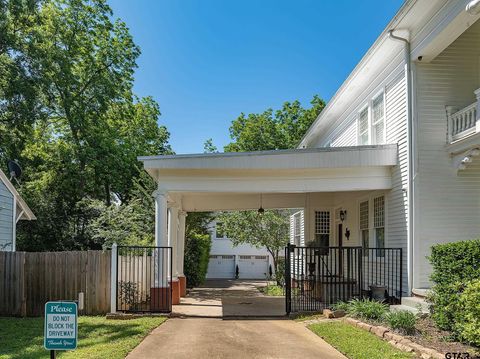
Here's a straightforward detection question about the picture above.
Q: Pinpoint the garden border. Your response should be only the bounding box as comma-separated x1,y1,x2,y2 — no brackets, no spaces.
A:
342,317,444,359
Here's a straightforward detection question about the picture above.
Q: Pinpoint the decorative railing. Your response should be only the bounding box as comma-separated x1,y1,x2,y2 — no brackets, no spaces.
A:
448,102,477,143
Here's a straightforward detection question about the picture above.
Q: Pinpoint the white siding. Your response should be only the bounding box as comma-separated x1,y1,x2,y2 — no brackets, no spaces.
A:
331,122,357,147
385,73,409,295
0,180,14,251
415,19,480,287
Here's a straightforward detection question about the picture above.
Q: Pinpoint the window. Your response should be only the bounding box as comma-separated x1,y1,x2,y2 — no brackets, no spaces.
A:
359,201,369,256
373,196,385,257
315,211,330,250
215,222,225,239
372,93,385,144
358,107,369,145
293,212,301,246
357,91,386,145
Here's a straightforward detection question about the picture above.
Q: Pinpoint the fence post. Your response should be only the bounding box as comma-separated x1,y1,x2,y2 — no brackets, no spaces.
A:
110,243,117,313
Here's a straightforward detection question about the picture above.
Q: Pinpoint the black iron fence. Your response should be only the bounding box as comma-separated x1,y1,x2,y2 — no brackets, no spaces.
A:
285,245,402,313
117,246,172,313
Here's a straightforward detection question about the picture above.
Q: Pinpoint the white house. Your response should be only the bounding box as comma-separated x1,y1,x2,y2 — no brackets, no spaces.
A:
136,0,480,310
0,169,36,251
206,220,273,280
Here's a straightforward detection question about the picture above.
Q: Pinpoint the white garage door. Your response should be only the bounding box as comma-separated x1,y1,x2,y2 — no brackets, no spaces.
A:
207,255,235,279
238,255,269,279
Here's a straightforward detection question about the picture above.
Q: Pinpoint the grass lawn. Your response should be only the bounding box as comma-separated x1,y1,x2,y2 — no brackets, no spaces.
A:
258,284,284,296
308,321,414,359
0,316,166,359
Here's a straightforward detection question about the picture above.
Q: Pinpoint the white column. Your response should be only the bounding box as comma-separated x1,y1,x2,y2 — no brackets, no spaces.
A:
110,243,118,313
177,211,187,277
153,190,168,287
168,205,179,280
475,88,480,133
154,190,168,247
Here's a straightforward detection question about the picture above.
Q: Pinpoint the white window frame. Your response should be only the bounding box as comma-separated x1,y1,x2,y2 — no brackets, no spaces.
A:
313,209,331,247
356,89,386,146
357,105,370,145
357,193,387,256
371,91,386,144
293,212,302,247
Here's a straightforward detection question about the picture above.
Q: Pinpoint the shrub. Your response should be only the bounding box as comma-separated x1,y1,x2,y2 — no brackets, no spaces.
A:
384,310,417,335
275,257,285,286
184,233,211,288
346,298,388,321
455,279,480,347
428,239,480,331
331,301,350,312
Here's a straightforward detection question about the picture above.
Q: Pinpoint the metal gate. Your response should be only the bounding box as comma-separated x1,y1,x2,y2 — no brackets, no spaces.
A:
285,245,402,314
117,246,172,313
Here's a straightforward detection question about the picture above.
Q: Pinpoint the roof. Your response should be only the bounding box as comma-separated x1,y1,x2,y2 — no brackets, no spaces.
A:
299,0,480,147
0,169,36,221
139,144,398,171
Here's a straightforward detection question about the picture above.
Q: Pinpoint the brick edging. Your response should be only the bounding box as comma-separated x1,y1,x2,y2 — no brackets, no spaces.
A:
343,317,444,359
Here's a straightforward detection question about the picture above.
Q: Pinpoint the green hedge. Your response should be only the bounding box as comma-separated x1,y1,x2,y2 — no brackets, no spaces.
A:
428,239,480,338
184,233,211,288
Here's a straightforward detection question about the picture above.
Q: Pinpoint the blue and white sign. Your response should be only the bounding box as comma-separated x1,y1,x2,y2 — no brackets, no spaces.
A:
44,301,78,350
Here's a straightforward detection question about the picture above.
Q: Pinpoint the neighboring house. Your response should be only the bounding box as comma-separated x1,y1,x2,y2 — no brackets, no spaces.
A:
206,220,274,279
0,169,36,251
139,0,480,303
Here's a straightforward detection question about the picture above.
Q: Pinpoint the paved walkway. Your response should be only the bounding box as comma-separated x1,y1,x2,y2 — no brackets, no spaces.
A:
172,279,285,317
127,318,347,359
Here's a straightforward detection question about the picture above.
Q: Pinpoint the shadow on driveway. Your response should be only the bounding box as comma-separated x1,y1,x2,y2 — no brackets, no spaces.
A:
172,279,286,318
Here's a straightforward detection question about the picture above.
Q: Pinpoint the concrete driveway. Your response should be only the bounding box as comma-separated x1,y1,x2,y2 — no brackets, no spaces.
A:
127,318,346,359
172,279,285,317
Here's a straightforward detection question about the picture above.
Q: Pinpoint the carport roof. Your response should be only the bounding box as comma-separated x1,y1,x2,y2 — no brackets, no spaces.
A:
139,144,397,173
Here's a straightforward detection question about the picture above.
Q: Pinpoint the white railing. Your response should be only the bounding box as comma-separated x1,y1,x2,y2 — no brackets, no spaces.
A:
448,102,478,143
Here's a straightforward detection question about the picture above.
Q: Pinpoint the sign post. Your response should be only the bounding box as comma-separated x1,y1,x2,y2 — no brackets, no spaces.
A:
44,301,78,357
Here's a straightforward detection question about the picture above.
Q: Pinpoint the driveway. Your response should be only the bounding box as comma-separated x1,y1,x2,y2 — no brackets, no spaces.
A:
172,279,285,317
127,318,346,359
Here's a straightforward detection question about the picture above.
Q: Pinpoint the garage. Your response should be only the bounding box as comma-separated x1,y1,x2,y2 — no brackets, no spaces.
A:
206,255,235,279
238,255,269,279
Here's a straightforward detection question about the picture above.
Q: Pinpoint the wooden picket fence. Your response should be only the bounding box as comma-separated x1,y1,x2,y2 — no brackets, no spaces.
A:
0,250,111,317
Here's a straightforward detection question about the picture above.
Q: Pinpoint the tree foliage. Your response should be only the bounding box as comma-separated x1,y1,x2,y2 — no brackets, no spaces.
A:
224,95,325,152
217,210,290,273
1,0,171,250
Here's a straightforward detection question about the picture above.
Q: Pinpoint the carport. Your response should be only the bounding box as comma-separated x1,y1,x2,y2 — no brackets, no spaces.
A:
109,145,397,315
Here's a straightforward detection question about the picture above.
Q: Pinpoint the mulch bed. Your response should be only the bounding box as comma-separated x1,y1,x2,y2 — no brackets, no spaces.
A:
406,317,478,357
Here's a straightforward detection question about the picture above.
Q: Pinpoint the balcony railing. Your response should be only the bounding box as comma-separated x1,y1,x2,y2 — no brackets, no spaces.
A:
448,102,477,143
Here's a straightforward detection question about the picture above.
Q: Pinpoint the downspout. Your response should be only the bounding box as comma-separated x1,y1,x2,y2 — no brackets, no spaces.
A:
388,29,414,295
466,0,480,15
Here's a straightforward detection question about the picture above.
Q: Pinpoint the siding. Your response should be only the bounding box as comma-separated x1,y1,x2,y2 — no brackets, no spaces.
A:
309,71,409,294
415,19,480,287
0,180,14,251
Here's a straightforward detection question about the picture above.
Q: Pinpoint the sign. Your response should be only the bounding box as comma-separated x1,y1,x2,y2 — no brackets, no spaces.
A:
44,301,78,351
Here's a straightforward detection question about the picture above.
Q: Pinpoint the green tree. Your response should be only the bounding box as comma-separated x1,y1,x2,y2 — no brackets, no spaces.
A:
217,210,290,276
217,95,325,277
6,0,171,250
224,95,325,152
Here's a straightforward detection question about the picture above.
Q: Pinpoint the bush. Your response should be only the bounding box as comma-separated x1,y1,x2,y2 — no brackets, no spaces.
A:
455,279,480,346
428,239,480,331
346,299,388,321
384,311,417,335
184,233,211,288
275,257,285,286
331,301,350,312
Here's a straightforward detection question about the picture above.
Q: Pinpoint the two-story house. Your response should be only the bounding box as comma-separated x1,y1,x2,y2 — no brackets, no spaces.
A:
138,0,480,312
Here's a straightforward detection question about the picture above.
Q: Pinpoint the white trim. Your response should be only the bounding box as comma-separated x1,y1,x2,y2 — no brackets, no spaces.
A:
12,198,16,251
0,169,35,221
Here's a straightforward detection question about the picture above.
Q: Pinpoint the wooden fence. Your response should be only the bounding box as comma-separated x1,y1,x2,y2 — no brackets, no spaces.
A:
0,250,111,316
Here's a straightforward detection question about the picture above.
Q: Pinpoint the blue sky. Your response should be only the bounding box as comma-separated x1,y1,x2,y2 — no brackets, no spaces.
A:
108,0,404,154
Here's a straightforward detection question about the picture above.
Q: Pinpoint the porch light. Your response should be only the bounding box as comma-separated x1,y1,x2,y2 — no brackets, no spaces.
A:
340,210,347,222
